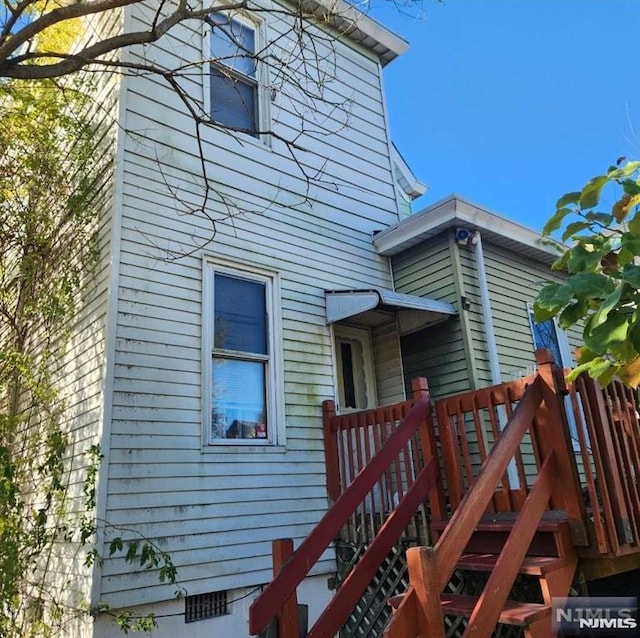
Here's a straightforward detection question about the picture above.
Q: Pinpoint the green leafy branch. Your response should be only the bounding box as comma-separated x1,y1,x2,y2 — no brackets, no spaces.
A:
534,159,640,386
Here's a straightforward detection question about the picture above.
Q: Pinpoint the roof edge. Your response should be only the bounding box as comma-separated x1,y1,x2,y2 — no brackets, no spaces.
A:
298,0,408,65
373,194,558,261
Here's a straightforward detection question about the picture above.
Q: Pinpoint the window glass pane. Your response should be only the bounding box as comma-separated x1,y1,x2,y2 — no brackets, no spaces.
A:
214,273,266,354
531,316,562,366
211,358,267,440
210,15,256,77
210,69,257,134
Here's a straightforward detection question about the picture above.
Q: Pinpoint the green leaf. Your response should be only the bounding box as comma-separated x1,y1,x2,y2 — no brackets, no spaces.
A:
125,541,138,563
587,357,613,381
558,300,587,329
556,191,581,208
561,221,591,242
619,247,635,267
542,207,572,236
567,273,615,300
566,361,596,382
622,264,640,289
593,362,617,386
585,312,629,353
109,537,123,556
576,346,599,365
628,211,640,235
567,244,604,274
551,250,570,272
628,320,640,354
589,284,623,329
580,175,609,210
585,211,614,226
608,161,640,180
623,178,640,197
533,283,573,321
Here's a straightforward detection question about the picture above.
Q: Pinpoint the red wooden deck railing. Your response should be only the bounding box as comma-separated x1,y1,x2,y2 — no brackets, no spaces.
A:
323,378,444,543
563,373,640,555
433,352,640,557
385,350,585,637
249,379,439,638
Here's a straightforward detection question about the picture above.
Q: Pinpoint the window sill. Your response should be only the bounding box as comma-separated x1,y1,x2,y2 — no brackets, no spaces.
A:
204,119,272,151
202,444,286,455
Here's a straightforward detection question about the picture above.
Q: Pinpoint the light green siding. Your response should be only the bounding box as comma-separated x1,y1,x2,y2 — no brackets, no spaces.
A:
392,234,470,399
482,242,579,380
390,233,578,400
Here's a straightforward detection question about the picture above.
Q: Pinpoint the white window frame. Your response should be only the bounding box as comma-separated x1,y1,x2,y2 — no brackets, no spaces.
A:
203,9,270,141
202,259,283,447
333,324,377,413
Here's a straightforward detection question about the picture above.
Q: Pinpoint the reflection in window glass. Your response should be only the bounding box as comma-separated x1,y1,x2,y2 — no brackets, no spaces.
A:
209,14,258,135
214,274,266,354
530,315,563,366
210,271,270,442
211,359,266,439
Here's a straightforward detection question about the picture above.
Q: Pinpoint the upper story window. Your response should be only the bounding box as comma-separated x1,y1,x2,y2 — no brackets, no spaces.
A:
209,12,260,136
205,262,281,444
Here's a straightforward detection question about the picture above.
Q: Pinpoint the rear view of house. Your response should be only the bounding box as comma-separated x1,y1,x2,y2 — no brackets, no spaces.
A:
17,0,640,634
58,2,458,636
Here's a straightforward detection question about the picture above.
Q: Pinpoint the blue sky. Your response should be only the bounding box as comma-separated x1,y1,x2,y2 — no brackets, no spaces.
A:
371,0,640,231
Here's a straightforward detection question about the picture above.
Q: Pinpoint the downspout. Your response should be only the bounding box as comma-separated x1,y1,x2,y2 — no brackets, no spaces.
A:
472,232,501,385
471,231,519,486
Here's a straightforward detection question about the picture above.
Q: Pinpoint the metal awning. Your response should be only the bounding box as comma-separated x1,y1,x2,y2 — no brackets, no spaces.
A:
326,288,456,335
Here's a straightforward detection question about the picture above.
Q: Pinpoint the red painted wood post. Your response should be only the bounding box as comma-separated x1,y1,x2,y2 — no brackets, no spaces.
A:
534,349,588,545
406,546,445,638
272,539,299,638
322,400,341,504
411,377,445,520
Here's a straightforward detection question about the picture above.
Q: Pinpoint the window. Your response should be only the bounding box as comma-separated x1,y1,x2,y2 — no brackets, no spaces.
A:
209,12,260,136
528,306,582,445
334,325,377,412
528,309,572,369
205,263,279,444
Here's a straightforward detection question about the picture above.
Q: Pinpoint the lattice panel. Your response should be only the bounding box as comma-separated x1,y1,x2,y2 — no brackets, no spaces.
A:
337,540,413,638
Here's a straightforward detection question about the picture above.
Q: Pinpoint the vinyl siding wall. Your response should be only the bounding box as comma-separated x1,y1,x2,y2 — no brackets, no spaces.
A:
392,234,471,399
37,9,123,633
99,3,400,608
482,242,581,378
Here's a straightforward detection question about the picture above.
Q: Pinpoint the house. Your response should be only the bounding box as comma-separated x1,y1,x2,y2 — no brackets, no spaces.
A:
248,193,640,636
39,2,460,637
29,0,638,635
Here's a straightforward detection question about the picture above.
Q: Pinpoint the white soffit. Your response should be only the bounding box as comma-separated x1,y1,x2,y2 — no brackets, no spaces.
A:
298,0,408,65
373,195,559,263
326,289,456,325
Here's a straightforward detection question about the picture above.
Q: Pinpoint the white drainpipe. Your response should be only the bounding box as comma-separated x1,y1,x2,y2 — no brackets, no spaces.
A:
471,231,519,487
472,232,501,385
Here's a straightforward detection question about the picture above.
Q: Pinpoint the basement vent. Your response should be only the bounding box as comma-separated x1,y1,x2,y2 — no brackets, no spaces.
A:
185,590,229,623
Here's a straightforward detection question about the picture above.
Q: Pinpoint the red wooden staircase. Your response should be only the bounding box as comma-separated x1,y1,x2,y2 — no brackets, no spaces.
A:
250,349,640,637
388,514,578,637
383,351,584,638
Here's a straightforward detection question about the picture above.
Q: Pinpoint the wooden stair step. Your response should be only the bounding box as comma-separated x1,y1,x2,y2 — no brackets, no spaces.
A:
441,594,550,627
431,511,569,534
456,552,570,575
430,513,573,557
